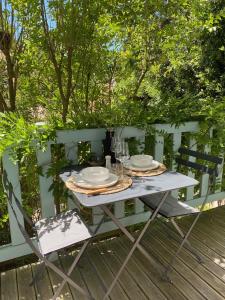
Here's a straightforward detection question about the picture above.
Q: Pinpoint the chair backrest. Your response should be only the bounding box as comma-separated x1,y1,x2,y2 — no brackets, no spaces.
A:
2,169,46,259
176,147,223,177
2,170,34,228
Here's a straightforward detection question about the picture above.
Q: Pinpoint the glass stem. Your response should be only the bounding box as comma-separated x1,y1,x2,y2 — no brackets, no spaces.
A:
121,161,124,180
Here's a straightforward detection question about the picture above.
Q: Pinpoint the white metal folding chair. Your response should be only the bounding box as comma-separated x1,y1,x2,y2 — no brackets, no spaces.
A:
139,147,223,281
2,169,94,300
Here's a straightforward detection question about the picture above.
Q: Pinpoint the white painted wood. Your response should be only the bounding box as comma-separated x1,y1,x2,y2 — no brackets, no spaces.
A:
116,127,145,139
56,128,106,144
215,152,224,193
200,130,212,197
1,123,225,263
114,201,125,219
91,211,151,234
172,133,182,171
154,134,164,163
90,141,105,222
65,142,78,209
0,239,37,262
134,198,145,214
92,207,104,225
185,191,225,207
186,138,197,201
36,143,55,218
153,122,199,134
171,133,182,199
2,151,25,245
90,140,103,159
64,142,78,163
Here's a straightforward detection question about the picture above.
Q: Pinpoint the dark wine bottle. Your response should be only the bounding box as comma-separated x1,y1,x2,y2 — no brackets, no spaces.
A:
103,129,116,163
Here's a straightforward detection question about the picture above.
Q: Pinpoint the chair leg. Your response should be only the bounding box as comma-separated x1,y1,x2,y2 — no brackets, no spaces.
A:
52,204,112,300
42,254,93,299
163,212,202,281
170,218,204,264
30,252,57,286
29,260,46,286
52,240,92,300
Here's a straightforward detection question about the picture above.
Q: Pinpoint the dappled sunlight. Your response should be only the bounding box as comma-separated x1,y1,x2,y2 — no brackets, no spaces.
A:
214,257,225,269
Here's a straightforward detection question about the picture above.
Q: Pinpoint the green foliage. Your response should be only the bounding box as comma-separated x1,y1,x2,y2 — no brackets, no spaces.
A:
0,0,225,241
0,112,55,161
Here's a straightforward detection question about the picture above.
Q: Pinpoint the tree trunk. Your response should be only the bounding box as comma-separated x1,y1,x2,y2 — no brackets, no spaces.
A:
4,50,16,111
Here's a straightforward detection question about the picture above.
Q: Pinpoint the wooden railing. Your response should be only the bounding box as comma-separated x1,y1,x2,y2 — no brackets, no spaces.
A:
1,121,224,262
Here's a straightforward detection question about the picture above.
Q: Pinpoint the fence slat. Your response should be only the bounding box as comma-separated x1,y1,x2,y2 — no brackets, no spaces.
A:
200,130,212,197
154,134,164,163
114,202,125,219
1,123,224,264
36,143,55,218
90,141,105,223
64,142,78,209
91,140,103,159
186,138,197,201
171,133,182,198
134,198,145,214
2,151,25,245
215,152,224,193
65,142,78,163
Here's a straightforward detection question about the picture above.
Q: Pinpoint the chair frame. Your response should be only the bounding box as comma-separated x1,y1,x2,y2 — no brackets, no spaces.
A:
140,147,223,282
2,170,95,300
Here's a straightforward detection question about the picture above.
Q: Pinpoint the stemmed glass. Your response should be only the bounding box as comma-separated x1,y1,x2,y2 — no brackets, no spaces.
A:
112,138,130,179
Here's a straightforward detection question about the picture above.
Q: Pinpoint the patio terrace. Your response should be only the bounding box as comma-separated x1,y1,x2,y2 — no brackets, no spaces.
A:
1,205,225,300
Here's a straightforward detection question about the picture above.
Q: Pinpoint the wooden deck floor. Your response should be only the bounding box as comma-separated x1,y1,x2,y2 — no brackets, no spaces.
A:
1,205,225,300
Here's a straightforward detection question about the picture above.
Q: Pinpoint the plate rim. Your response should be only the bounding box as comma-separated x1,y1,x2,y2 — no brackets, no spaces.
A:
72,173,119,189
124,160,160,171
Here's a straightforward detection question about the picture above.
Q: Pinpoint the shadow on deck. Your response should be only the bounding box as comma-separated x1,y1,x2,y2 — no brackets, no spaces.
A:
1,206,225,300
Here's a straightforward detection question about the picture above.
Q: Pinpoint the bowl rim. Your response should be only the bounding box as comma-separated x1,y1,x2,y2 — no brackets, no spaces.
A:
81,166,109,174
80,167,110,181
130,154,153,167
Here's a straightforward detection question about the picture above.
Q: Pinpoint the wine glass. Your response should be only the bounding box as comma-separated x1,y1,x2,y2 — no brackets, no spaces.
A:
114,140,130,179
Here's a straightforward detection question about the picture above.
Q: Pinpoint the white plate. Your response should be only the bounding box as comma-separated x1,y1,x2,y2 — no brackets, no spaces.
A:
72,173,118,189
124,160,160,171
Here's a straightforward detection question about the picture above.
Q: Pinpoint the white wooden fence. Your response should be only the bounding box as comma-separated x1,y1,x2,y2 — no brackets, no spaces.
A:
1,121,224,262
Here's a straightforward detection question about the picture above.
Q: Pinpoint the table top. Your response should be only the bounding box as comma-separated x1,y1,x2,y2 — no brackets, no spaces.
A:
59,166,199,208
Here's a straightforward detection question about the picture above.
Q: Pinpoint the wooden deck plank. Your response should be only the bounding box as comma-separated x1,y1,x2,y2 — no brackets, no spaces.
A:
151,224,225,297
78,254,107,299
60,254,91,300
162,222,225,282
179,217,225,256
96,240,149,300
17,264,36,300
2,206,225,300
31,262,53,300
117,238,190,300
47,258,74,299
1,268,18,300
173,222,225,268
86,246,130,300
183,216,225,245
143,229,225,300
106,238,168,300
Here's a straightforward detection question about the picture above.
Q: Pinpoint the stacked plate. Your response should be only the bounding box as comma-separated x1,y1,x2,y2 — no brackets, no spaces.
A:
124,154,159,171
74,167,118,189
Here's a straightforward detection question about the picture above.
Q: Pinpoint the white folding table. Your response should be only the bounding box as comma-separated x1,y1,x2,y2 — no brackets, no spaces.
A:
60,168,198,299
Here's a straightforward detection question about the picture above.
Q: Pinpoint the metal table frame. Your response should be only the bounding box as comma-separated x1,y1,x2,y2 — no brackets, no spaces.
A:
60,169,198,299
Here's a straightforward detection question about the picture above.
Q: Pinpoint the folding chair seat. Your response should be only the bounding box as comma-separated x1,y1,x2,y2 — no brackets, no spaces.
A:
35,209,92,255
140,193,199,218
2,170,94,300
139,147,223,281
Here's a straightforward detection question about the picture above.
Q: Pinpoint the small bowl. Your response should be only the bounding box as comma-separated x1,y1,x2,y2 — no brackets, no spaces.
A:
80,167,110,183
130,155,153,168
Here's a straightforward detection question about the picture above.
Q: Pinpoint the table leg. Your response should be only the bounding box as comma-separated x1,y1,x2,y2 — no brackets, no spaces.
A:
101,191,170,299
52,204,113,299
